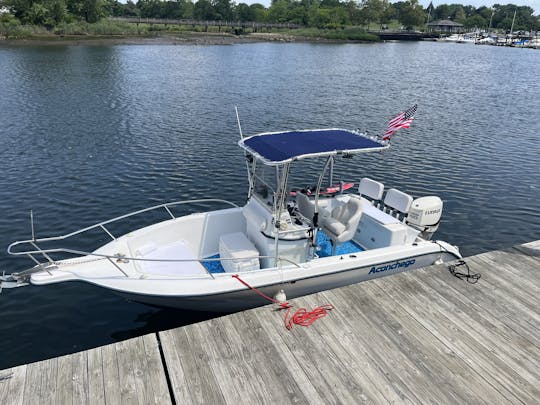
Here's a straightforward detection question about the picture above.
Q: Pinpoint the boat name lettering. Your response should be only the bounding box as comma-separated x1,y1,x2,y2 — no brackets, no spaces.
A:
368,259,416,274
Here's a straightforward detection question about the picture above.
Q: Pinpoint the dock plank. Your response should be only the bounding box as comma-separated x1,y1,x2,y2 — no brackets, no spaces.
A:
87,347,105,405
474,254,540,310
141,334,171,404
0,365,26,405
300,292,406,403
194,316,268,403
426,259,540,345
358,281,511,404
225,310,313,403
54,353,73,404
326,285,459,403
417,263,540,367
21,361,41,403
378,271,539,403
72,350,89,405
274,297,389,404
130,333,156,404
159,326,206,404
116,339,140,404
250,310,326,404
174,321,228,404
250,311,338,404
39,355,58,405
102,339,122,405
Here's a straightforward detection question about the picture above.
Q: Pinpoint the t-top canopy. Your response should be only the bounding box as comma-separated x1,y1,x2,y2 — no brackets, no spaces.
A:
238,129,388,165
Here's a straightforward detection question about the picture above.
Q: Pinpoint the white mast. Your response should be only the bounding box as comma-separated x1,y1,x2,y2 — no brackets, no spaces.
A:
510,9,517,36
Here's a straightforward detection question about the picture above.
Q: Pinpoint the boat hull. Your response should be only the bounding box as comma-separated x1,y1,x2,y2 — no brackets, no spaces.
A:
114,250,458,312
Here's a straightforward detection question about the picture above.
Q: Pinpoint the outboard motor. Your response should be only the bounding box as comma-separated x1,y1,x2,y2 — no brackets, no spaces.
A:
406,196,443,240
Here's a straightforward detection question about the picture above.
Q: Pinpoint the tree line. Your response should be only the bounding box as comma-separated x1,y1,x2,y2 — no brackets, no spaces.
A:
1,0,538,31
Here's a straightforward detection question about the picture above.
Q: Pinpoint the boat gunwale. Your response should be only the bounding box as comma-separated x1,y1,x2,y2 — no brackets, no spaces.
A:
66,248,460,301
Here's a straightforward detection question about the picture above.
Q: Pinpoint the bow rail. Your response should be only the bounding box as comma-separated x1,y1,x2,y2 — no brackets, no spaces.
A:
7,199,239,266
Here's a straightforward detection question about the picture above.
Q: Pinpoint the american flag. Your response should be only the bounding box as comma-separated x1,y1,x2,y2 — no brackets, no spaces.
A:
383,104,417,141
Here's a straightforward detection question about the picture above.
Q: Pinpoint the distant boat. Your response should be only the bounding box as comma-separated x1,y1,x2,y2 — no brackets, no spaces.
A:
475,36,496,45
439,34,475,44
528,38,540,49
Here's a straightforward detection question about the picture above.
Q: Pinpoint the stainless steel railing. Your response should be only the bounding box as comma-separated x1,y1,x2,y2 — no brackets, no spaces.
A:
7,199,239,267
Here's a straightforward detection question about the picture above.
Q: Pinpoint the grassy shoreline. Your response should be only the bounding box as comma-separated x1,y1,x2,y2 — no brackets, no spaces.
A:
0,25,381,46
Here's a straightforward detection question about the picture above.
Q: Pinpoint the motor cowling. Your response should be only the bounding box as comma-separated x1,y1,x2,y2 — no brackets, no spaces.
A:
406,196,443,240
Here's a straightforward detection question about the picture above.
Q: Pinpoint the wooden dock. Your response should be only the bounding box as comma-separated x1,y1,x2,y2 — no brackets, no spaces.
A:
1,240,539,404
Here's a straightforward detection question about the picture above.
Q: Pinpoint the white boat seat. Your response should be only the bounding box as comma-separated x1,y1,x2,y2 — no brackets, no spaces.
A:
320,198,363,249
358,177,384,203
383,189,413,216
296,192,315,223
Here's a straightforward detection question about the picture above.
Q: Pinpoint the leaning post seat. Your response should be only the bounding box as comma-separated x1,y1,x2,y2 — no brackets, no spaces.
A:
383,189,413,220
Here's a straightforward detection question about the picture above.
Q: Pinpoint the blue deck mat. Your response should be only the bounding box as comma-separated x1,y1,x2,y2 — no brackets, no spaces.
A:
316,231,364,257
201,254,225,274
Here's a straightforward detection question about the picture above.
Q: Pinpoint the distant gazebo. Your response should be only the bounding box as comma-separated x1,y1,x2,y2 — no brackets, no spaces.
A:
427,19,464,33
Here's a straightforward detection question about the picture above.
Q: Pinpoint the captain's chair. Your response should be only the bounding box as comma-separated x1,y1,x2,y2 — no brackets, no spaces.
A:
320,198,363,254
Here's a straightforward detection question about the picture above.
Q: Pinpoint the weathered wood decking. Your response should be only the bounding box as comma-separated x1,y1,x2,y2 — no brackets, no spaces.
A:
1,240,539,404
0,334,171,404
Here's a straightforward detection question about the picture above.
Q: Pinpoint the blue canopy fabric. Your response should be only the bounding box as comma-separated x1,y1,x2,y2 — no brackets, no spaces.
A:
239,129,387,165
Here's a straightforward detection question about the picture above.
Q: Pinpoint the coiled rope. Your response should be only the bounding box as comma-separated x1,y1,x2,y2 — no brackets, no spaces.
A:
448,260,481,284
231,274,334,330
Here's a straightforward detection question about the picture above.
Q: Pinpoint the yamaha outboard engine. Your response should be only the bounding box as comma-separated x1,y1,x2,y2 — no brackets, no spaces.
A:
406,196,443,240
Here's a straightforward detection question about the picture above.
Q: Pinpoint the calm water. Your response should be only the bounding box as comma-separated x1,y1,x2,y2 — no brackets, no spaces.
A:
0,42,539,369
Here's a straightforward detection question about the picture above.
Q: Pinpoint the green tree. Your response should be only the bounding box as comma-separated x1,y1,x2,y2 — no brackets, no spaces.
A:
287,4,308,25
434,4,450,20
464,14,486,29
359,0,384,29
193,0,215,20
235,2,252,21
212,0,232,20
2,0,33,21
398,0,424,29
476,6,493,20
249,3,267,22
136,0,162,17
380,2,395,25
267,0,288,23
452,5,465,23
307,5,331,27
0,12,23,38
82,0,106,22
26,2,51,25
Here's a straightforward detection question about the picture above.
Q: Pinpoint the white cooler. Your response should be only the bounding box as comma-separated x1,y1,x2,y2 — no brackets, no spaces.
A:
219,232,260,273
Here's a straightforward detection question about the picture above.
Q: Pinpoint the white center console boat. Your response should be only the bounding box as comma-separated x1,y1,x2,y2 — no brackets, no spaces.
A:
3,128,460,312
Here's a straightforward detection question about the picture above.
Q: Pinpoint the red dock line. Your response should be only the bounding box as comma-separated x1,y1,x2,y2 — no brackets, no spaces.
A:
232,274,334,330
